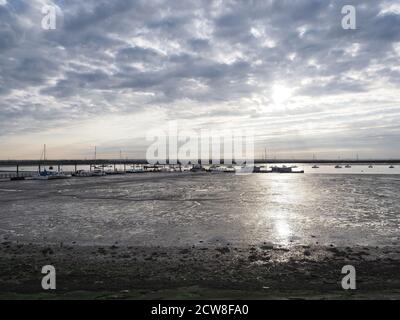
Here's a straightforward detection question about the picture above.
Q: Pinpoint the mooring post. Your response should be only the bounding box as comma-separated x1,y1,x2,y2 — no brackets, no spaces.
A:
58,164,61,172
74,163,77,173
16,164,19,177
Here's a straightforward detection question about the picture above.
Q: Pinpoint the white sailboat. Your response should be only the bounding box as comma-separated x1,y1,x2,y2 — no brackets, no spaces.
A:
311,154,319,168
126,165,145,173
32,145,71,180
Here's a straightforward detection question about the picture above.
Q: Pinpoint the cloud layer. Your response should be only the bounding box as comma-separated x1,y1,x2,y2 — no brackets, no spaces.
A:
1,0,400,159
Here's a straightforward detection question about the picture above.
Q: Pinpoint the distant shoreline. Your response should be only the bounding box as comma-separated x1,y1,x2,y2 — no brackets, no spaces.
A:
1,159,400,167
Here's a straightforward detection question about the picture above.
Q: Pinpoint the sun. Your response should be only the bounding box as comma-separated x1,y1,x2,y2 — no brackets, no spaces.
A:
271,84,292,105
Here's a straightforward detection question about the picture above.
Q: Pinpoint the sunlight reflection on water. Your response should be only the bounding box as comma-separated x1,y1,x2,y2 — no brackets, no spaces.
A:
0,172,399,247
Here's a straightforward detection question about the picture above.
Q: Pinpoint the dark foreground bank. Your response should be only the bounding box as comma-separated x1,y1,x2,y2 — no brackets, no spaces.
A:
0,242,399,299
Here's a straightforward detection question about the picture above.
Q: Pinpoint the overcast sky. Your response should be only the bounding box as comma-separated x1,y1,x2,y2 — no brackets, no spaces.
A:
1,0,400,159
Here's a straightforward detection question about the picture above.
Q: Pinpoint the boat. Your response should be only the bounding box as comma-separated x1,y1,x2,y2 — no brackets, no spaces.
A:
190,164,204,172
368,165,373,168
209,166,235,173
335,165,342,169
92,169,106,176
253,166,271,173
73,169,106,177
105,170,126,175
33,169,71,180
73,170,93,177
10,176,25,181
311,165,319,169
127,165,145,173
271,166,304,173
389,165,395,169
32,145,71,180
159,166,179,172
345,164,352,168
232,165,259,174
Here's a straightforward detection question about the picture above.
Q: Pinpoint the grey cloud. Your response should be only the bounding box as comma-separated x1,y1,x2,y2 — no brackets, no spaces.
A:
116,46,163,64
1,0,400,156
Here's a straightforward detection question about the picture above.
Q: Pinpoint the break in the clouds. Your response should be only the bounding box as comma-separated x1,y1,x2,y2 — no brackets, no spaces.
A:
0,0,400,159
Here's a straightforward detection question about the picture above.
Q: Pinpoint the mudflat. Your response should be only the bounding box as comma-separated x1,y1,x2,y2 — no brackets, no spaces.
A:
1,242,399,299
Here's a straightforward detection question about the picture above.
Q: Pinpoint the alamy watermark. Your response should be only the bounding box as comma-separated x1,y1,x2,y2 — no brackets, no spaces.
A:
342,5,357,30
341,265,356,290
41,4,57,30
41,265,56,290
146,122,255,175
39,4,357,31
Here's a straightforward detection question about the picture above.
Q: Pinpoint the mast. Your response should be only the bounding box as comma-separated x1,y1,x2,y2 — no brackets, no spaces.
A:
43,144,47,172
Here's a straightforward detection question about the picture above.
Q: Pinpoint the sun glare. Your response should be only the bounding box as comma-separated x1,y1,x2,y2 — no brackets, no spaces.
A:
271,84,292,105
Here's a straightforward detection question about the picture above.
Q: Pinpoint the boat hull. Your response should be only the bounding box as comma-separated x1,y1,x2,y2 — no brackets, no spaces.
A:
32,174,71,180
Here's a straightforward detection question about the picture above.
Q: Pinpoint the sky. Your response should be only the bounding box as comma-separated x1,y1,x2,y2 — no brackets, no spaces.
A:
0,0,400,160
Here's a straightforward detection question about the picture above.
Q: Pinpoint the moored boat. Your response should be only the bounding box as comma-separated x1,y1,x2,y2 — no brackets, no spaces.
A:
32,145,71,180
73,169,105,177
209,166,235,173
126,166,145,173
271,166,304,173
33,170,71,180
92,169,106,176
73,170,92,177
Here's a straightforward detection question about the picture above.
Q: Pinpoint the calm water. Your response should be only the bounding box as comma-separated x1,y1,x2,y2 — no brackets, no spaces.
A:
0,172,399,247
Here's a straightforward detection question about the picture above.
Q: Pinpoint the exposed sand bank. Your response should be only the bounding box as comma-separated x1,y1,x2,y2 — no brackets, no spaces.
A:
1,242,399,299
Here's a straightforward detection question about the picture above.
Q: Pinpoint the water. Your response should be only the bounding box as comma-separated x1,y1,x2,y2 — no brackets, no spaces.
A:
0,172,399,247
